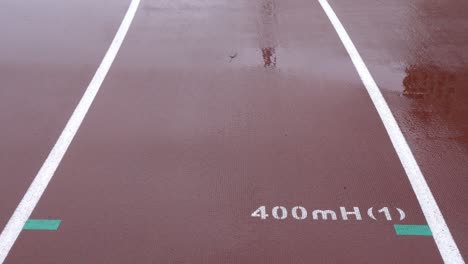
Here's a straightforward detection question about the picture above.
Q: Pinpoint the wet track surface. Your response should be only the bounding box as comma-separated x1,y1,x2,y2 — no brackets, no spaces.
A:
331,0,468,258
1,0,467,263
0,0,129,230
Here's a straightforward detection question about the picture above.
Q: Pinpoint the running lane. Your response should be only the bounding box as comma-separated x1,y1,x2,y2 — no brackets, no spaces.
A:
0,0,130,229
329,0,468,260
4,0,448,263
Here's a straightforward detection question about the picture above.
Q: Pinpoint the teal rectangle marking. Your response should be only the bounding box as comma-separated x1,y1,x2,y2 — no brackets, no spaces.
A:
23,219,62,231
394,224,432,236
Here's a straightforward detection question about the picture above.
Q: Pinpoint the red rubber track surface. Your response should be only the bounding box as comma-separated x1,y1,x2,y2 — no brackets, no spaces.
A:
1,0,467,263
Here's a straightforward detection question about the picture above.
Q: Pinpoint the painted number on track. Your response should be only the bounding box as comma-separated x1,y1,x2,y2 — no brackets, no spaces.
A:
251,206,407,222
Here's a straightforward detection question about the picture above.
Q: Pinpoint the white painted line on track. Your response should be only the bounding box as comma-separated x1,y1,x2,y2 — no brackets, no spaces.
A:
0,0,141,262
318,0,464,263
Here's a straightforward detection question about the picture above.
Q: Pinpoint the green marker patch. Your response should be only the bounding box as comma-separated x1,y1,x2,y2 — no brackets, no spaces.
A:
23,219,62,231
394,224,432,236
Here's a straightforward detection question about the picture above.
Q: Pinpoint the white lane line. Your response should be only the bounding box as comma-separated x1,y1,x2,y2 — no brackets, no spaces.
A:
0,0,141,262
318,0,464,263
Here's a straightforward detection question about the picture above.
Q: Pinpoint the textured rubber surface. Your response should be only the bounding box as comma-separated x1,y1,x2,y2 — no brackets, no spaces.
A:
1,0,467,263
